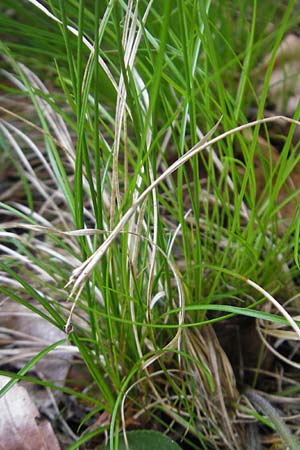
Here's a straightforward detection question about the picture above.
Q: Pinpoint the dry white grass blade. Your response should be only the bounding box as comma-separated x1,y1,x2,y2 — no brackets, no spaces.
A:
109,0,137,226
167,210,192,258
34,243,78,268
0,244,53,282
0,121,70,230
26,0,117,93
0,274,22,289
0,106,73,160
110,1,153,228
261,328,300,341
245,278,300,339
98,0,158,342
67,115,300,298
1,67,77,182
126,1,154,70
1,69,25,92
120,369,182,449
122,0,134,47
2,64,104,227
18,64,73,154
0,124,50,198
1,121,57,182
10,203,55,228
17,224,105,237
149,291,166,310
257,324,300,370
15,64,77,181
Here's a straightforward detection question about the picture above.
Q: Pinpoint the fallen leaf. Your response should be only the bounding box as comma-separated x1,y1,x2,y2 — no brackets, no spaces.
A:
0,301,71,385
0,376,61,450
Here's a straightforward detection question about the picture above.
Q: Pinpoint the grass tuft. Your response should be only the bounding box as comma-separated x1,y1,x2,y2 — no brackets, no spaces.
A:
1,1,300,448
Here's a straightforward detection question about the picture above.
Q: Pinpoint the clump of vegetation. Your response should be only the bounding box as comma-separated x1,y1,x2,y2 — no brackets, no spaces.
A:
1,1,300,449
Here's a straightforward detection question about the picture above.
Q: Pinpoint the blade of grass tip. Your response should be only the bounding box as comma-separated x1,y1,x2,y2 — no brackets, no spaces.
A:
0,106,66,149
67,115,300,299
0,339,66,398
58,0,76,93
234,0,256,121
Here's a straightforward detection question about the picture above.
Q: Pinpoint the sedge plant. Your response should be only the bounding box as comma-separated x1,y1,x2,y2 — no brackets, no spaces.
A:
1,1,300,449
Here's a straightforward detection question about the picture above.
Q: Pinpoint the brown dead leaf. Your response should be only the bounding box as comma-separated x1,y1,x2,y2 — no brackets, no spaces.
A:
0,376,61,450
0,301,71,385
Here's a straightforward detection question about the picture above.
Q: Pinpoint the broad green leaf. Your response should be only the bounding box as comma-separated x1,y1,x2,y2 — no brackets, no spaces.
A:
104,430,182,450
